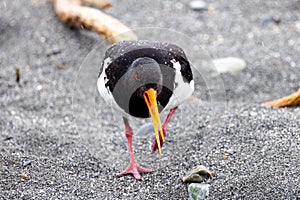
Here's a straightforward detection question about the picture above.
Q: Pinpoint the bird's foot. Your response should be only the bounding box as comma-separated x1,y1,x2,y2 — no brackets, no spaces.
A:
117,162,153,179
151,127,166,153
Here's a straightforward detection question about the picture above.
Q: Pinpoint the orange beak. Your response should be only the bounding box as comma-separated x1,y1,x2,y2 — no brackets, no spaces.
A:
143,88,164,155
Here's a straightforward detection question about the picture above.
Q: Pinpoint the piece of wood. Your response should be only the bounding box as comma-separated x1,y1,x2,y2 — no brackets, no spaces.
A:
53,0,137,44
263,88,300,108
15,67,20,83
81,0,112,9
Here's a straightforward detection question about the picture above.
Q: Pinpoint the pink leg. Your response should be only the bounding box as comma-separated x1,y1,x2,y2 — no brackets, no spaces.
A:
117,118,153,179
151,106,178,153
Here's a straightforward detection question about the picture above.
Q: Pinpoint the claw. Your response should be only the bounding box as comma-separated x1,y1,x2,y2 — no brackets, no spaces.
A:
117,163,153,179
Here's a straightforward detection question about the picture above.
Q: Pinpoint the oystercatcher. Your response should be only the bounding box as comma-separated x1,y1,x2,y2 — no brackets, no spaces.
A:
97,40,194,179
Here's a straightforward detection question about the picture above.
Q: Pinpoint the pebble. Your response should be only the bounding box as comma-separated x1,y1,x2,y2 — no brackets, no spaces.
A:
23,160,33,167
223,153,229,159
228,123,235,128
295,21,300,32
37,85,43,91
188,183,209,200
226,148,234,154
189,0,207,11
20,173,28,179
3,137,13,141
212,57,246,73
223,148,236,158
260,15,281,25
250,111,258,116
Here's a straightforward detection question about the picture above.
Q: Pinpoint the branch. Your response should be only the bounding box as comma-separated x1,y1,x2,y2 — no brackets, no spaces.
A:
263,88,300,108
53,0,137,44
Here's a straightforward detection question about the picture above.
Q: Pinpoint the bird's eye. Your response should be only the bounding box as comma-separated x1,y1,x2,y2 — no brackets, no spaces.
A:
135,74,141,81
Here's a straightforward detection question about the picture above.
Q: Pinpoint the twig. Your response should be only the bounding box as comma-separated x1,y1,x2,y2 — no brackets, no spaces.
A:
15,67,20,83
263,88,300,108
46,49,62,57
53,0,137,44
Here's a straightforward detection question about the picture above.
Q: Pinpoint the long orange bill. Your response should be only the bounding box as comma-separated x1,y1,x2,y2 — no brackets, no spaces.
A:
143,88,164,155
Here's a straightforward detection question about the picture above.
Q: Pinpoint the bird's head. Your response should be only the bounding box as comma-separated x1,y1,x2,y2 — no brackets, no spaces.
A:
125,57,163,96
124,57,165,155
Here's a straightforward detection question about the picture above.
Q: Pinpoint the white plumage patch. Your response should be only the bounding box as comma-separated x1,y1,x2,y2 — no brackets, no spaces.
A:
97,57,112,103
97,57,130,117
164,60,194,111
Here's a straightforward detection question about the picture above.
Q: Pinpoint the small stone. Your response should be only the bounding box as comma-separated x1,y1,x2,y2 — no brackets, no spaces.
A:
184,173,205,183
37,85,43,91
223,153,229,159
226,148,234,155
40,37,46,43
206,124,212,129
260,15,281,25
23,160,33,167
250,111,257,116
20,173,28,179
188,183,209,200
3,136,13,141
189,0,207,11
228,123,235,128
212,57,246,73
295,21,300,32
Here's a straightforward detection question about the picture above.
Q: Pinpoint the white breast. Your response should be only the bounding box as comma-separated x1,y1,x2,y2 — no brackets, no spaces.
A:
97,57,113,103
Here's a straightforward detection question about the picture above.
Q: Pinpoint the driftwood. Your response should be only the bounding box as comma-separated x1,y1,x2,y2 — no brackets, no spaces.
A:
263,88,300,108
81,0,112,9
53,0,137,44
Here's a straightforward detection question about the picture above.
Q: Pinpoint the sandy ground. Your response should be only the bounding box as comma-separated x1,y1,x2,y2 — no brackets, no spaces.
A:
0,0,300,199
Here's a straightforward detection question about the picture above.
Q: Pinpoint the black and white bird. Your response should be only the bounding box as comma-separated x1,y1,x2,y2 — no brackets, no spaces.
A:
97,40,194,179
